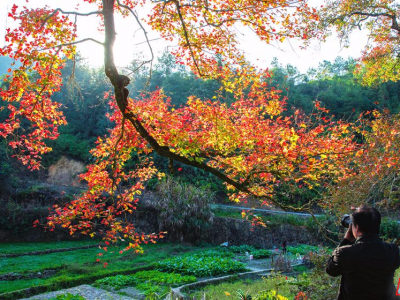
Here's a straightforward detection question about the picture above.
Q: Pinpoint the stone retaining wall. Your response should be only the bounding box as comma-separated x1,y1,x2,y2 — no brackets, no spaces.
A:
1,203,321,247
199,217,319,248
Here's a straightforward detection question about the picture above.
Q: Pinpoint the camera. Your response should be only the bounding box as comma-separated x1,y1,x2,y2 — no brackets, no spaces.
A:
341,214,352,228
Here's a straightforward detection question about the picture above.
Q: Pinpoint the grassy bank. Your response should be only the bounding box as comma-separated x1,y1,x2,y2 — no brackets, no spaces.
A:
0,240,101,255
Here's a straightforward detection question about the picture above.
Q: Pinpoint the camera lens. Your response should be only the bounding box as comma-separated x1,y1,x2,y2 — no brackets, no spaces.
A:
341,214,352,228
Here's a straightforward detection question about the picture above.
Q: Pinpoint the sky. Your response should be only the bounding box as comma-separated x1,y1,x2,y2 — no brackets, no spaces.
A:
0,0,369,74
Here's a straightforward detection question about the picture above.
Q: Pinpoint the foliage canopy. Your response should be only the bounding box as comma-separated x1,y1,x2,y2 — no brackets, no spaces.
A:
1,0,400,248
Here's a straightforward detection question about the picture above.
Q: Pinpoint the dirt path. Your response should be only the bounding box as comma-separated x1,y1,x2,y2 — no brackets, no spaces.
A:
245,257,272,271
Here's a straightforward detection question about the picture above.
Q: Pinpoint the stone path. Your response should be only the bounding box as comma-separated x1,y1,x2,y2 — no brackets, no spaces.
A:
20,285,139,300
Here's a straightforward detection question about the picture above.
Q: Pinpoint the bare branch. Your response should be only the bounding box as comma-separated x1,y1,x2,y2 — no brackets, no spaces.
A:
347,11,394,19
39,38,105,51
40,8,103,29
115,0,154,82
310,211,339,244
335,10,400,32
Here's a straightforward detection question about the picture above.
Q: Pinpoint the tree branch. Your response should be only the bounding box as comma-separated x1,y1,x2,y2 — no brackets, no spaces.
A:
100,0,334,214
123,111,252,194
339,11,400,32
115,0,154,83
173,0,206,78
39,38,105,51
40,8,103,29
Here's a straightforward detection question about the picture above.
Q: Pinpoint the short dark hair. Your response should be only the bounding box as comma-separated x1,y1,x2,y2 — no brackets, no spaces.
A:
351,206,381,234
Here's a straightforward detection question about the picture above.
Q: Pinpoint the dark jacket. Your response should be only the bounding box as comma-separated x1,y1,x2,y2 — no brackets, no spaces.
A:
326,233,400,300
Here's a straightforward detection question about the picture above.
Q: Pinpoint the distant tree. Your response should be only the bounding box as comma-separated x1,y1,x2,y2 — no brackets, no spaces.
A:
269,57,382,120
326,111,400,213
130,51,221,107
0,140,16,197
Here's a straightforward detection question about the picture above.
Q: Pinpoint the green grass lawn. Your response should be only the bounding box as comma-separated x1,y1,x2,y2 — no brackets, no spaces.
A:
0,240,101,255
1,247,107,274
0,241,205,295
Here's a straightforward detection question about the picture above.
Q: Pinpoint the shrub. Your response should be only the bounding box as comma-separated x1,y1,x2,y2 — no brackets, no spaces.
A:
131,270,196,285
95,275,137,289
153,177,214,242
196,249,234,258
251,249,272,259
300,247,340,300
225,245,271,259
305,214,339,245
45,134,93,165
48,293,85,300
157,252,248,277
228,245,257,254
236,289,252,300
135,282,164,297
286,244,320,256
380,217,399,240
0,141,17,197
252,290,289,300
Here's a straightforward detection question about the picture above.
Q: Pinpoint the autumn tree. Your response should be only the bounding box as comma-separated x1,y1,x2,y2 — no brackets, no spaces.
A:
0,0,358,249
320,0,400,85
316,1,400,214
325,111,400,215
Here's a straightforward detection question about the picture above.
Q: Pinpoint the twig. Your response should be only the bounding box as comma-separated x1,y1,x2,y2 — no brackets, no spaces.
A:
40,8,103,29
38,38,104,51
115,0,154,85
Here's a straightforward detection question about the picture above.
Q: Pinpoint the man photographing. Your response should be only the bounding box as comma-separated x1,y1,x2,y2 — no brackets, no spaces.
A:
326,206,400,300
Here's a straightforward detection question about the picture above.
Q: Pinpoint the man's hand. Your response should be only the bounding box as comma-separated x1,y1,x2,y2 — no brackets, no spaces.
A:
344,224,355,242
